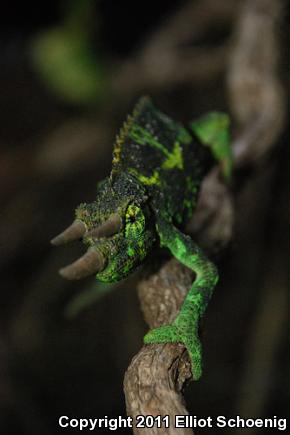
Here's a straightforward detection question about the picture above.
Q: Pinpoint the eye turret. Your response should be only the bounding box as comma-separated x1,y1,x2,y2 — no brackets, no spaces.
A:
125,205,145,239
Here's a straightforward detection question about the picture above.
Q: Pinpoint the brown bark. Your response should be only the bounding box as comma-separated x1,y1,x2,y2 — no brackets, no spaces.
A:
124,260,194,434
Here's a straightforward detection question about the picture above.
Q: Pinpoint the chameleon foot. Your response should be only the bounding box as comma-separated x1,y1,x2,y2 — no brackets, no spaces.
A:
144,323,202,380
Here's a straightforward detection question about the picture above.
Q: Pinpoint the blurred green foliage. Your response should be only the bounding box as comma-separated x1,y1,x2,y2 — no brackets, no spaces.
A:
30,0,107,105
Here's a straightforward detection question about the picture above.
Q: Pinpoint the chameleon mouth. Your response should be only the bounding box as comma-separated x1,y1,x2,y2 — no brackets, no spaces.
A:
51,213,122,280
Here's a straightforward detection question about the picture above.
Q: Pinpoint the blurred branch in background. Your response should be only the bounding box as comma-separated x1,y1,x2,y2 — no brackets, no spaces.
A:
31,0,239,105
228,0,285,166
111,0,237,95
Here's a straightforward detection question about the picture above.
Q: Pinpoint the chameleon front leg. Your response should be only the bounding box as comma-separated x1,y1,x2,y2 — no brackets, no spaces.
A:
144,219,218,380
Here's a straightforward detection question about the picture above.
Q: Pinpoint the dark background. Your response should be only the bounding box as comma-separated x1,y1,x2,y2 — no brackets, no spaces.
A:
0,1,289,434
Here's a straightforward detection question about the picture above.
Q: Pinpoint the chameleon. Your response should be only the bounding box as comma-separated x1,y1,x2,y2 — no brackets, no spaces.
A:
51,97,231,380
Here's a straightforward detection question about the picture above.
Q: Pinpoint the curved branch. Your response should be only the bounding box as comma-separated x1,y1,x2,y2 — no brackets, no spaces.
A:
227,0,285,166
124,260,194,435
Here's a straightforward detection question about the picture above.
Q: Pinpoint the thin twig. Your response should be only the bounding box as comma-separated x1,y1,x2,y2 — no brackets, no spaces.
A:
112,0,239,95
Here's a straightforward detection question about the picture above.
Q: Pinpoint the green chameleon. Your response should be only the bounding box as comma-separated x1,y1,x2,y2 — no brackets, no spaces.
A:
51,97,232,380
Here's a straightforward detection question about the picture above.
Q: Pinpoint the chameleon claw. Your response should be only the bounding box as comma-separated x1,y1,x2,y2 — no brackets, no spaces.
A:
144,323,202,380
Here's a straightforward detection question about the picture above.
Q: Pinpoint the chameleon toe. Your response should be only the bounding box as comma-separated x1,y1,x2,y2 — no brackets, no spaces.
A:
144,324,180,344
144,323,202,380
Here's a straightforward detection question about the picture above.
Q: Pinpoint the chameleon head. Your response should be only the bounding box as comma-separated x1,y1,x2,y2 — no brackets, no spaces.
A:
51,175,156,282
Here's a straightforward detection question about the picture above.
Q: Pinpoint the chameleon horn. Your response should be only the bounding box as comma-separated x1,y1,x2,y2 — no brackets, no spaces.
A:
59,247,106,280
87,213,122,239
51,220,86,246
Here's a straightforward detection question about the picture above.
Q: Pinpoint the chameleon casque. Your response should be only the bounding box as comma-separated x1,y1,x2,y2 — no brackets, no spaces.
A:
51,97,231,380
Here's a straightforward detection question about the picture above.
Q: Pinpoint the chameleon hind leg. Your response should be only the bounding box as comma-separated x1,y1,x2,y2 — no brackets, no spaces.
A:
144,219,218,380
190,111,232,181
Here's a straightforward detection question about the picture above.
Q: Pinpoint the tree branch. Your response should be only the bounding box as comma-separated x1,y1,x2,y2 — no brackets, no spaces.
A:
112,0,239,95
227,0,285,166
124,260,194,434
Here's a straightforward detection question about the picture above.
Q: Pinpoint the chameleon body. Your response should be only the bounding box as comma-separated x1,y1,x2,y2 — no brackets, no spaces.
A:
56,97,231,380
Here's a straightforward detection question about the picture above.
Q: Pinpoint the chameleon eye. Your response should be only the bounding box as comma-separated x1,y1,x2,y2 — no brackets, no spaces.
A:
125,205,145,238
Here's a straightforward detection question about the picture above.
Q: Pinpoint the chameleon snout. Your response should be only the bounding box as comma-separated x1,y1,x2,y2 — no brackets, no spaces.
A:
51,213,122,280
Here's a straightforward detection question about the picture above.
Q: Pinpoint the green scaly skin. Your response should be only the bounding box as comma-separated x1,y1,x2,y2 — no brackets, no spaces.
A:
71,97,232,379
